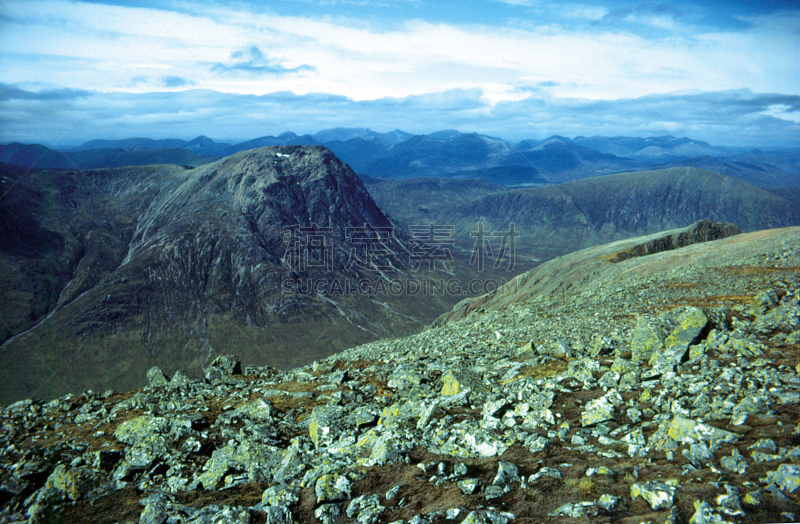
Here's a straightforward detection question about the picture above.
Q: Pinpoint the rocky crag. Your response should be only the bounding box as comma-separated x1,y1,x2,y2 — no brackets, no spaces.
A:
0,225,798,523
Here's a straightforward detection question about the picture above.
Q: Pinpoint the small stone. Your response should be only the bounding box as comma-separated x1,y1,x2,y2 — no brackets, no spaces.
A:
772,463,800,494
630,480,677,510
458,478,480,495
751,451,782,463
720,449,747,474
315,503,341,524
688,500,733,524
742,489,763,506
346,494,384,524
715,485,744,517
748,438,778,453
485,485,506,500
597,493,620,511
529,467,561,482
548,502,596,517
492,462,519,487
146,366,170,387
204,354,243,380
684,442,713,465
315,474,351,503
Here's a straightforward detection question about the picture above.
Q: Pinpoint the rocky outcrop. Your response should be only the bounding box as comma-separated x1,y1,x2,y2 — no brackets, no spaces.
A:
608,219,742,262
0,226,797,523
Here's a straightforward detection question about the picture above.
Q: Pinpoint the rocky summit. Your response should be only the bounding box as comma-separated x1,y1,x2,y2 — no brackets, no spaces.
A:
0,224,798,523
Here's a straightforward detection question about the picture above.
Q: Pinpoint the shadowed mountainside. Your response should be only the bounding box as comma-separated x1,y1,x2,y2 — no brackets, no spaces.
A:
0,146,459,405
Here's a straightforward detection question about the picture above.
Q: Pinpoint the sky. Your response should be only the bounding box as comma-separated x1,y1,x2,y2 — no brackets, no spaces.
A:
0,0,798,148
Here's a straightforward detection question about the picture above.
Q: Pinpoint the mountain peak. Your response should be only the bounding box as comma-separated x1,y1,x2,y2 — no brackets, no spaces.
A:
427,129,463,140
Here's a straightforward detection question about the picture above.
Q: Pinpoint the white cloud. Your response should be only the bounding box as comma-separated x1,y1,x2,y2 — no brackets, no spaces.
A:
762,104,800,124
2,0,798,104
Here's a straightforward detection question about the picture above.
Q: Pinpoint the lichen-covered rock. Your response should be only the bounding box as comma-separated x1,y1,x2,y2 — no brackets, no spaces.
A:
630,480,678,510
194,444,238,489
261,484,299,507
44,464,107,501
649,416,740,450
315,473,351,503
630,316,664,363
379,400,422,429
440,369,486,396
114,414,169,445
567,358,601,386
346,494,384,524
458,478,480,495
649,308,707,369
308,404,347,447
186,505,253,524
262,506,293,524
205,354,243,381
581,390,622,426
689,500,734,524
461,510,515,523
315,503,342,524
770,464,800,494
597,493,620,511
429,422,514,457
146,366,170,387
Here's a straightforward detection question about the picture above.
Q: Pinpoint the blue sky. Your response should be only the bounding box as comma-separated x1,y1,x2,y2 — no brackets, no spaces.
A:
1,0,798,147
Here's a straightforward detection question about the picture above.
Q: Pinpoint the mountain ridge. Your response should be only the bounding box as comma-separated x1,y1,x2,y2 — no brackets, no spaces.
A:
0,146,459,405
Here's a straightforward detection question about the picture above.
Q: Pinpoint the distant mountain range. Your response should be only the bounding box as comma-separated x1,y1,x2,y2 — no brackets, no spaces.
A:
1,128,797,189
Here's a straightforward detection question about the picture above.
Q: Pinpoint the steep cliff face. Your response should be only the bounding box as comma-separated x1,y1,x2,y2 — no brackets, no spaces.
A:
0,147,450,405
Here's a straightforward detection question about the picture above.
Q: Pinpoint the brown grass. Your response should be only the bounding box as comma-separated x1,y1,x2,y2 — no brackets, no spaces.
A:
500,360,568,385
